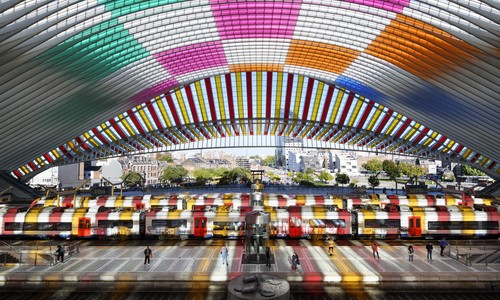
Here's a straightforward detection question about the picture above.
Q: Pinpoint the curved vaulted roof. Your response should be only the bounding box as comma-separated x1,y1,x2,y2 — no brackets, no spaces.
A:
0,0,499,180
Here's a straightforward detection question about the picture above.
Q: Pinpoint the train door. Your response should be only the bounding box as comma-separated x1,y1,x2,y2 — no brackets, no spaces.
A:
138,212,146,238
289,217,302,237
78,217,91,237
193,217,207,237
288,206,302,238
408,216,422,237
351,211,358,238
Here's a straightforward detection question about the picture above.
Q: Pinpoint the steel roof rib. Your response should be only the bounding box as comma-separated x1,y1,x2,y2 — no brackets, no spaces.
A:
0,0,498,180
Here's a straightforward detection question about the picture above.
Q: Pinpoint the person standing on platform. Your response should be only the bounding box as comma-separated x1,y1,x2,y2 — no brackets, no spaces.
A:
328,238,335,256
371,241,380,258
220,245,228,265
440,237,449,256
426,242,433,260
265,246,271,267
408,244,414,262
55,245,65,263
291,252,299,270
144,246,152,265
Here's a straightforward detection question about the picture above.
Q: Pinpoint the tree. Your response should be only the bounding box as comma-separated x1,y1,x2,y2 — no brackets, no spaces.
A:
267,171,281,183
157,153,174,163
213,167,229,177
292,172,314,186
305,168,314,175
335,173,350,186
318,171,333,183
121,171,143,188
368,175,380,193
383,160,401,180
461,164,486,176
362,159,383,173
217,167,251,185
400,163,427,179
192,168,213,186
262,155,276,167
162,165,188,185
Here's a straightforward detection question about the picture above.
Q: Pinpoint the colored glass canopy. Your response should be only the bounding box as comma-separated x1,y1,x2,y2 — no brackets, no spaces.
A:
0,0,498,180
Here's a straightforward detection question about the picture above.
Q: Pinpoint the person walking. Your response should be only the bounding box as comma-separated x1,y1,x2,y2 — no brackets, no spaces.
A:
328,238,335,256
426,242,433,260
439,238,449,256
265,246,271,267
408,244,414,262
220,245,228,265
144,246,152,265
55,245,65,263
291,252,299,271
371,241,380,258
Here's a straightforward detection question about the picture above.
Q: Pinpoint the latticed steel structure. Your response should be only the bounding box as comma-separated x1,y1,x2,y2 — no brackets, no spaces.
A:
0,0,498,181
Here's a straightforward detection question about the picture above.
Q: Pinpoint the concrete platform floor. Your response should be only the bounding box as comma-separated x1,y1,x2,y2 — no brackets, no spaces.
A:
1,239,499,286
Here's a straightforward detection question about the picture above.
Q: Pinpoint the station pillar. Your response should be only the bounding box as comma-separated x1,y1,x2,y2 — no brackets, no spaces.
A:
244,211,270,263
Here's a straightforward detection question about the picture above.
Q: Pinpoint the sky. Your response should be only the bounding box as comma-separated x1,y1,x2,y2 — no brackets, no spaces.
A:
170,136,279,157
178,147,276,157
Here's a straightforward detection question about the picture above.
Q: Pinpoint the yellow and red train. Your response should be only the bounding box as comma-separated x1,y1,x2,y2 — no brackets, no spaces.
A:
0,192,499,240
31,193,499,212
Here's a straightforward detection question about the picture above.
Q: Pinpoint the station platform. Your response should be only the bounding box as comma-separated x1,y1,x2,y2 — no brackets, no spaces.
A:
1,239,499,292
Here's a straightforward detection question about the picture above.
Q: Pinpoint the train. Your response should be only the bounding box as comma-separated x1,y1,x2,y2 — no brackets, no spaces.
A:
30,193,500,211
1,201,498,240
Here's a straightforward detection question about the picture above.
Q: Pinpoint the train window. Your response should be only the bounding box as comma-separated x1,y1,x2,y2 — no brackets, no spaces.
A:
324,219,346,228
213,222,244,230
365,219,401,228
175,220,188,228
23,222,38,230
152,220,167,227
416,218,421,228
309,219,325,228
152,219,187,228
479,221,498,230
466,222,479,229
429,221,450,230
289,217,301,228
37,223,56,230
97,220,133,228
428,221,498,230
466,221,498,230
57,223,72,231
4,222,22,230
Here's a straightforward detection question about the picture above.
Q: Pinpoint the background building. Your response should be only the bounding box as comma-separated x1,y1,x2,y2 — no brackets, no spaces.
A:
332,151,359,175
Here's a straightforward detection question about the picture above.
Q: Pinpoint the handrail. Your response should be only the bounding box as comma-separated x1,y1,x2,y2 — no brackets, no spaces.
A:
0,240,20,252
0,241,80,266
0,186,13,197
450,240,500,266
45,178,91,207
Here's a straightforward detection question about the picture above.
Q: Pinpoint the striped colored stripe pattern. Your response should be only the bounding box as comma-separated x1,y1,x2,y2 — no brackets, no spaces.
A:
1,0,496,178
14,72,496,178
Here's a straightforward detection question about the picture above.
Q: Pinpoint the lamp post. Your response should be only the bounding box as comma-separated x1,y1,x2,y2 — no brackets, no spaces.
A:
142,172,146,195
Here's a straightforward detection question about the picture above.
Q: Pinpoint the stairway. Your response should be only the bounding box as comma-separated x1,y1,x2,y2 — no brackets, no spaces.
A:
476,179,500,197
0,252,20,264
0,170,41,204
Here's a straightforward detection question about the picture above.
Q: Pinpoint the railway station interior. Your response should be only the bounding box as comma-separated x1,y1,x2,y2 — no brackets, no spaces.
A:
0,1,499,299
